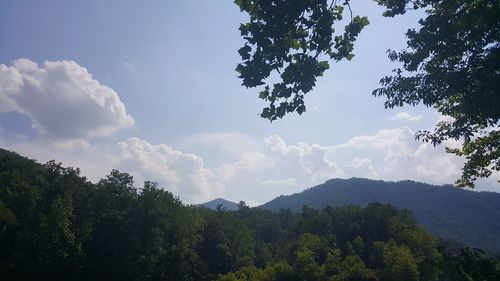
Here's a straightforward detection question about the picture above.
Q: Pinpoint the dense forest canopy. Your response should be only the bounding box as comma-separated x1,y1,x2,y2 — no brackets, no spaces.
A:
234,0,500,188
1,148,499,280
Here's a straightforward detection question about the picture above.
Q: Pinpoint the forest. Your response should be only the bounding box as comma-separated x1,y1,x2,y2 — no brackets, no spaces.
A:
1,148,499,281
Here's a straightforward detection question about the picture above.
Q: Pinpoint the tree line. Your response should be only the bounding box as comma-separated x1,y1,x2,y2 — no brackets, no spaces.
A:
0,149,499,280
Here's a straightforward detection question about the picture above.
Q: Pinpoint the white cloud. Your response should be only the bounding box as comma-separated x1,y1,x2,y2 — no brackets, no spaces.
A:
108,137,224,203
347,157,380,179
263,135,345,183
264,128,464,185
436,113,455,123
0,58,134,144
217,152,271,182
390,112,423,122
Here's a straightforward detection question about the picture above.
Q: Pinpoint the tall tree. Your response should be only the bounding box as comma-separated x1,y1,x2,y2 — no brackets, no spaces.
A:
373,0,499,187
235,0,499,187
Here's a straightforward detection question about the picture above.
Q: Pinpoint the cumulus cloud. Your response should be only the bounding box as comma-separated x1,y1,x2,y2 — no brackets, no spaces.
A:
263,135,345,182
108,137,223,203
0,58,134,144
390,112,423,122
217,152,271,182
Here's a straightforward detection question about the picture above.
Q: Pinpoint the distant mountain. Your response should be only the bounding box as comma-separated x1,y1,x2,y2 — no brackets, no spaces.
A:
197,198,239,211
261,178,500,254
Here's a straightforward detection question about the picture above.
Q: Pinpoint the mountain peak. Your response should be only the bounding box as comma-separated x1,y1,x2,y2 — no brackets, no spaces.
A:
197,198,239,211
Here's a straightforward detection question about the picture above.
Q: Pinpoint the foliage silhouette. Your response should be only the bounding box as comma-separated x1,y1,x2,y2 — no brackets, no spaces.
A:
234,0,500,187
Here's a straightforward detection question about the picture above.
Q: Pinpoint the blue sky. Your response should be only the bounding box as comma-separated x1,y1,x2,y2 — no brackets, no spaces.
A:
1,1,498,204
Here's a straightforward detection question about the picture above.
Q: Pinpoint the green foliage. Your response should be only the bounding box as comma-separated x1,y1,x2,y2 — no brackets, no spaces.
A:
373,0,500,188
0,149,499,280
378,239,420,281
234,0,368,121
294,247,323,281
332,254,378,281
235,0,499,187
441,248,500,281
447,131,500,188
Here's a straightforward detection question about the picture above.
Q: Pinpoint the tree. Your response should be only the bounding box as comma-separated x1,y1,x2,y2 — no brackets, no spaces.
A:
377,239,420,281
441,248,500,281
333,254,378,281
235,0,499,187
373,0,500,188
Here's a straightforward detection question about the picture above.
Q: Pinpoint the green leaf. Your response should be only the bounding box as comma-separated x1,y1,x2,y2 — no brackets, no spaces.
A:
238,45,252,60
290,39,301,50
360,16,370,27
234,0,243,10
318,61,330,69
258,88,269,100
297,105,306,115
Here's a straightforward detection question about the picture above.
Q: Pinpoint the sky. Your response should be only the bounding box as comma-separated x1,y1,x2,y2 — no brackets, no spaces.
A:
1,0,498,205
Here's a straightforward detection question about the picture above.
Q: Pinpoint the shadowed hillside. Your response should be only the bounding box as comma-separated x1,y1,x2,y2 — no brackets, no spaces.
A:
261,178,500,254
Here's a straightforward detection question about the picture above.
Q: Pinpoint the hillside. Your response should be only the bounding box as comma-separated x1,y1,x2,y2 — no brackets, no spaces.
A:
261,178,500,254
197,198,239,211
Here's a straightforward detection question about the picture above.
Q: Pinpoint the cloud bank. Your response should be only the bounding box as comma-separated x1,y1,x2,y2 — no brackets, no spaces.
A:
214,128,470,203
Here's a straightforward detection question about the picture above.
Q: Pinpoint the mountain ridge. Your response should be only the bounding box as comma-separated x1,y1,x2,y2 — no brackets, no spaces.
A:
260,177,500,254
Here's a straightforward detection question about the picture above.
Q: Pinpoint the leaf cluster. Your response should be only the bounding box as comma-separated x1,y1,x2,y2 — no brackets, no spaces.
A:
235,0,368,120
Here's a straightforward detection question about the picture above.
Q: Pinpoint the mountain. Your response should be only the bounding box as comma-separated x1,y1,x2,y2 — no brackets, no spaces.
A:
197,198,239,211
261,178,500,254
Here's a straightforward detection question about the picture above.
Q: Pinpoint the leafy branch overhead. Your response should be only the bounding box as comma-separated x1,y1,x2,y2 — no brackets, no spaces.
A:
235,0,499,188
234,0,369,121
373,0,500,188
